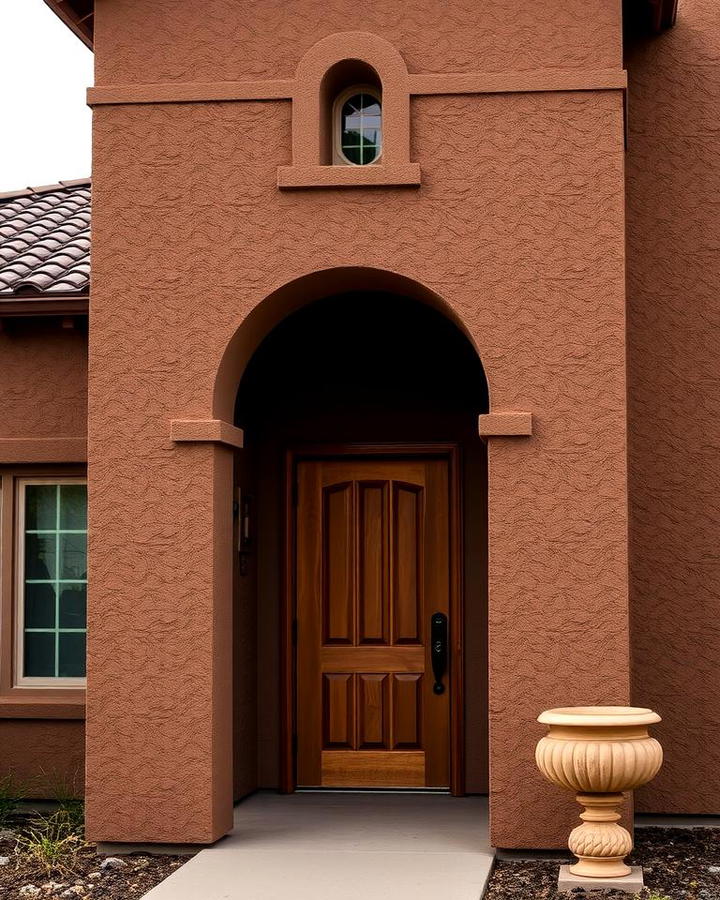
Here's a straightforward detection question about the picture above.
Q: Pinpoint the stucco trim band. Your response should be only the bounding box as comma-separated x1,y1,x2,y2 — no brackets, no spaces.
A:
478,412,533,437
87,70,626,107
0,699,85,720
278,164,422,189
170,419,245,450
0,437,87,463
410,70,627,96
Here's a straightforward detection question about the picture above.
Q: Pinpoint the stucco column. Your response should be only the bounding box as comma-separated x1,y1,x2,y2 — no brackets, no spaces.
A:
483,415,631,848
85,429,234,844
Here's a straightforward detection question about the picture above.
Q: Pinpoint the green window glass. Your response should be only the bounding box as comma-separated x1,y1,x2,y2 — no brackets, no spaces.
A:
340,93,382,165
23,482,87,679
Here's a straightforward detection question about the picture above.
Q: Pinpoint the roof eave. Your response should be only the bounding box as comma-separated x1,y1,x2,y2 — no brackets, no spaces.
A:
44,0,94,50
0,294,89,318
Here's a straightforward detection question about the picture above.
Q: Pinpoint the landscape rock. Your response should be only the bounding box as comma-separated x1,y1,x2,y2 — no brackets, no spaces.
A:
0,856,9,866
18,887,40,897
99,856,127,871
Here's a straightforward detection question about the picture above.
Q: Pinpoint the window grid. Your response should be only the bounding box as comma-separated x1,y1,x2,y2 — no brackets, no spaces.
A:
341,93,381,166
23,484,87,678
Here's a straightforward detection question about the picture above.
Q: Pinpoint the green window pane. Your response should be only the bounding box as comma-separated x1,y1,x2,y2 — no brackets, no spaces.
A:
58,633,86,678
60,484,87,530
59,534,87,580
23,482,88,680
26,485,57,530
25,583,56,628
24,632,56,677
25,534,57,580
362,127,380,145
59,585,86,629
343,145,363,164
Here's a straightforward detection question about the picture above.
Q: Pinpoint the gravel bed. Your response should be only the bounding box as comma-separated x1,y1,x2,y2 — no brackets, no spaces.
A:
486,828,720,900
0,821,192,899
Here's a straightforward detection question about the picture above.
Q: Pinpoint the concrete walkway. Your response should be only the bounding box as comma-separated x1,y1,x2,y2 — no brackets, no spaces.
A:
142,792,493,900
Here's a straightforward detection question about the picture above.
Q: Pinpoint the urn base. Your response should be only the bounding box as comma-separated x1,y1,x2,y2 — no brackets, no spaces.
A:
569,857,632,879
559,865,644,894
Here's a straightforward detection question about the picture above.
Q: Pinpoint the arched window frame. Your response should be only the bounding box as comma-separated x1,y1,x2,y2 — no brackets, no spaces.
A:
278,32,420,189
333,85,383,167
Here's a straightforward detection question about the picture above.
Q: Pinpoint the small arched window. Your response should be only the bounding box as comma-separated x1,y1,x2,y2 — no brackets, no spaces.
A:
334,87,382,166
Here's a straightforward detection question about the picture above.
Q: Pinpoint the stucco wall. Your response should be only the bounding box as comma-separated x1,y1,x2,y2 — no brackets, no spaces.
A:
626,0,720,814
93,0,622,83
0,720,85,799
87,0,629,847
0,322,87,796
0,322,87,441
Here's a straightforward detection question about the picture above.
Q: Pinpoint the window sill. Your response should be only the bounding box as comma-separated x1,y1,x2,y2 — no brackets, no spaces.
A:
277,163,421,189
0,692,85,720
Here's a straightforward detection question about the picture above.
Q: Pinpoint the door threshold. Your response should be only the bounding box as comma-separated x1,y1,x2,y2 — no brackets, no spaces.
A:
295,787,451,795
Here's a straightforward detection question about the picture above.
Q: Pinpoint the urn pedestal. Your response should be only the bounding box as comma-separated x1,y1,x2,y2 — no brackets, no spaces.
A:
536,707,663,881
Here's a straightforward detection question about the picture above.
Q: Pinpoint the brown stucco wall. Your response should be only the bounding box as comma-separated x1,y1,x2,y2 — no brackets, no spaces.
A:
0,322,87,441
626,0,720,814
0,321,87,796
86,0,629,847
93,0,622,83
0,720,85,799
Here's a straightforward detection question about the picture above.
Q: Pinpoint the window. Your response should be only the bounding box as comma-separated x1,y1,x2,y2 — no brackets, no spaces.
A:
336,88,382,166
17,479,87,686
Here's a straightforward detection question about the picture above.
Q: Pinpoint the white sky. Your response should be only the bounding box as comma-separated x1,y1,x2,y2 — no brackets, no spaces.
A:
0,0,93,190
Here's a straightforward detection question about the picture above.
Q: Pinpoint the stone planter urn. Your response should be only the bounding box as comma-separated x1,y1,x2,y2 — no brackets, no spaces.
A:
536,706,663,880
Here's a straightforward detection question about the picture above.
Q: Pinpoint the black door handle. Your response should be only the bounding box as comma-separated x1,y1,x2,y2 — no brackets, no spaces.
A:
430,612,448,695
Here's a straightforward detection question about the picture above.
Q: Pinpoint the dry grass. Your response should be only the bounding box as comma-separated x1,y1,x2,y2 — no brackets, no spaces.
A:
14,808,87,876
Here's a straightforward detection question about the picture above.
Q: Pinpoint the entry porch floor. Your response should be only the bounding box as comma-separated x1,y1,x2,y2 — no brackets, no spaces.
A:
143,791,493,900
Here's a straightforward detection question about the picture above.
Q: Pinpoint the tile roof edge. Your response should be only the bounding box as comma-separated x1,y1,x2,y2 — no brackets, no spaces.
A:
0,179,91,202
0,291,89,300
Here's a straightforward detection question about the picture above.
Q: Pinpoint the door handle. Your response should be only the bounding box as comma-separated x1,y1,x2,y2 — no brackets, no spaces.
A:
430,612,448,695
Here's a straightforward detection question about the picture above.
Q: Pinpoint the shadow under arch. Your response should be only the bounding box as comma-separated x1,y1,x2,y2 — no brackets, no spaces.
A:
214,266,490,423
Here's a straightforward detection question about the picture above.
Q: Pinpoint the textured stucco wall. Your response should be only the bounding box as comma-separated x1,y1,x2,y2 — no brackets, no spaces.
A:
0,323,87,440
626,0,720,814
93,0,622,83
87,0,628,847
0,720,85,799
0,323,87,793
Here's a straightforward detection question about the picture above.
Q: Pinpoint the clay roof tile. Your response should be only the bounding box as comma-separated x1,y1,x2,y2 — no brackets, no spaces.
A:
0,181,90,295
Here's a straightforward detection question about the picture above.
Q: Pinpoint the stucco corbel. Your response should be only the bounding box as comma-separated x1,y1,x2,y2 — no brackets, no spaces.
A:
170,419,244,450
478,412,533,437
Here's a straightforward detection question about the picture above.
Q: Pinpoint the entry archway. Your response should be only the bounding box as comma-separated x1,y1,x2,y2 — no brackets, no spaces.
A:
229,283,489,799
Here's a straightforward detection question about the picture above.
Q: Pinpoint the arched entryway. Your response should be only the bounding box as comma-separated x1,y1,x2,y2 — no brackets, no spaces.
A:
230,284,489,799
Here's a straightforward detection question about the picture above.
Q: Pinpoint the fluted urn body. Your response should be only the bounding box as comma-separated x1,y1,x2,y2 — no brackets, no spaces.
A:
536,707,663,879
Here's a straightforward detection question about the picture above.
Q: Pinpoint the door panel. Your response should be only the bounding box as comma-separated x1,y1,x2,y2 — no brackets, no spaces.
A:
296,457,452,788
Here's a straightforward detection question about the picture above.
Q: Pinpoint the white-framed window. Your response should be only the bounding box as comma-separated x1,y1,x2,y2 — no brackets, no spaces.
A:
15,478,87,687
333,86,382,166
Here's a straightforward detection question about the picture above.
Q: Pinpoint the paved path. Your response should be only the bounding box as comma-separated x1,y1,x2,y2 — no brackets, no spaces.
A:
142,792,493,900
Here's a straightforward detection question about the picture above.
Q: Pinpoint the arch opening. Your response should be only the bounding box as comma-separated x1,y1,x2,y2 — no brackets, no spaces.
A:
214,266,489,423
228,286,489,800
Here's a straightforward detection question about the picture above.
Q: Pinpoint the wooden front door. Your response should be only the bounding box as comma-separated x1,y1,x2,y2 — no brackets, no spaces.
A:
295,455,455,789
